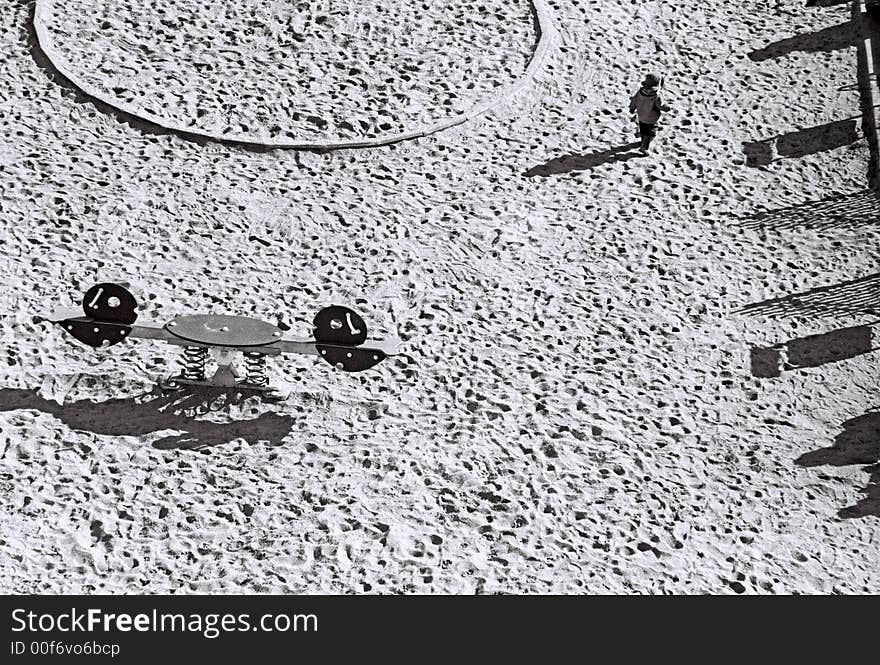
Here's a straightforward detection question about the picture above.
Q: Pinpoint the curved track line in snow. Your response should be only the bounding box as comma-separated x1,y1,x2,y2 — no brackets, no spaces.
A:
32,0,557,150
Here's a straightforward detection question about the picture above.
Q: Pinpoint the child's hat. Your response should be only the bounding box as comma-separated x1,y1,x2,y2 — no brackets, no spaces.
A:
642,73,662,88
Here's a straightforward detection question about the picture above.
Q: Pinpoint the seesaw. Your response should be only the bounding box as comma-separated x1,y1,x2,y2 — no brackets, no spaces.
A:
43,282,400,397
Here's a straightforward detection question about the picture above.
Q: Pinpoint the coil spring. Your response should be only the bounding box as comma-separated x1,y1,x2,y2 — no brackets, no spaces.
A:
244,352,268,386
181,346,208,381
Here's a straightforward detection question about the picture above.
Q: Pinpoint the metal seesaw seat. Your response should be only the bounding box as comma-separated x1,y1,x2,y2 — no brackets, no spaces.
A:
43,282,401,397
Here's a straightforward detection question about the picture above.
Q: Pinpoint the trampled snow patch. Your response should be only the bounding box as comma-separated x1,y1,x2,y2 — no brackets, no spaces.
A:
34,0,550,146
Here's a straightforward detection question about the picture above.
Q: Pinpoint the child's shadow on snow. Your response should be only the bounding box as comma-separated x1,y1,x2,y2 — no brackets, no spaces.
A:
0,388,295,451
524,142,642,177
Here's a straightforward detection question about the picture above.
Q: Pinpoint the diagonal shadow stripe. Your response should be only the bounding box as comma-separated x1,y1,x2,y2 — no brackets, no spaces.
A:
748,18,863,61
750,323,877,378
742,118,863,167
740,272,880,319
740,189,880,232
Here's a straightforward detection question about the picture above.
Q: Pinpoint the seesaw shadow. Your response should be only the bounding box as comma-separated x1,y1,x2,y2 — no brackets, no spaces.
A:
0,387,296,451
525,142,642,177
797,412,880,518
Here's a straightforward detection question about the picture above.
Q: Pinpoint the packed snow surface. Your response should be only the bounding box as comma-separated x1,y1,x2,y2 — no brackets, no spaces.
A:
0,0,878,593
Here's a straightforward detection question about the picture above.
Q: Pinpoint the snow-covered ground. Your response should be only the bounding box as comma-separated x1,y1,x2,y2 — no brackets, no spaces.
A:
33,0,542,144
0,0,878,593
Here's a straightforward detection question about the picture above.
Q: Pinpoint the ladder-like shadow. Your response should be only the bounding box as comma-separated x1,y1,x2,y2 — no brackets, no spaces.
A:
0,387,296,451
740,189,880,232
744,278,880,518
739,272,880,319
743,2,880,520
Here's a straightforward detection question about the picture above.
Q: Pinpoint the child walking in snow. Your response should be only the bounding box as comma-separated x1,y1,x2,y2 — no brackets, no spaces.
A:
629,73,670,154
